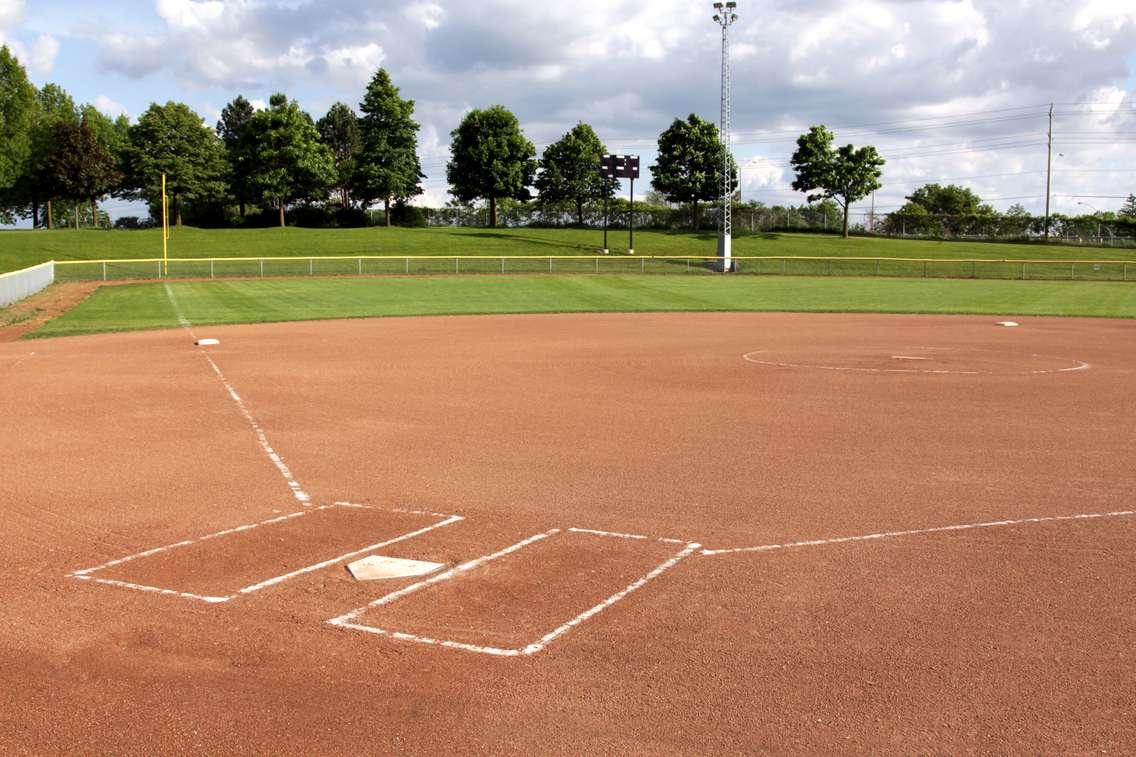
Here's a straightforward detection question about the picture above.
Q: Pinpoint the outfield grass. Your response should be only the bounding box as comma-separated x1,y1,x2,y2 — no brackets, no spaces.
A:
3,226,1134,275
29,275,1136,338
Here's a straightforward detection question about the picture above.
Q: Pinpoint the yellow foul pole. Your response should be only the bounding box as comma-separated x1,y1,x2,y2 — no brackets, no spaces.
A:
161,174,169,276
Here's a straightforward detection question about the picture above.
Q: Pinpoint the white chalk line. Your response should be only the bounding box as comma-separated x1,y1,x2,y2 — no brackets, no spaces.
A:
521,541,700,656
566,526,685,545
68,503,462,603
742,349,1090,376
700,510,1136,556
238,514,463,595
329,529,702,657
335,501,454,519
164,282,312,506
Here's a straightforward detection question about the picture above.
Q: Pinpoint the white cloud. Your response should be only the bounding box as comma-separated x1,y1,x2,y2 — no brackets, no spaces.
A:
27,33,58,75
93,94,129,119
0,0,22,29
404,1,443,31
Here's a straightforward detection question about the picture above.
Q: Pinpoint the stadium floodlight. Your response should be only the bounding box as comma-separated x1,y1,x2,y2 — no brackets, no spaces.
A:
712,1,739,272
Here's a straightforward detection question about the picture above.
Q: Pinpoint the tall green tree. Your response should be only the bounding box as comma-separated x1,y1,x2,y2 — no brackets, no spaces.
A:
45,122,121,227
354,69,423,225
3,83,79,227
317,101,362,210
216,95,256,218
650,114,736,229
790,125,885,238
446,105,535,228
1120,194,1136,219
535,122,610,226
0,45,37,192
128,101,229,227
245,94,336,227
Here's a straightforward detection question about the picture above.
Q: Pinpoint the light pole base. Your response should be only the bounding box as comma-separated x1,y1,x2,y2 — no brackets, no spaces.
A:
717,233,732,272
628,249,635,256
602,248,609,255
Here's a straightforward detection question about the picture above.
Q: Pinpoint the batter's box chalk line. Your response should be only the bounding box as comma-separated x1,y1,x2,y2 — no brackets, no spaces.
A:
67,503,463,604
327,528,701,657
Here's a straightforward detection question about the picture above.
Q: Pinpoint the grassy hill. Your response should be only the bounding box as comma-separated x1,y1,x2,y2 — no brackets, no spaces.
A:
3,226,1134,275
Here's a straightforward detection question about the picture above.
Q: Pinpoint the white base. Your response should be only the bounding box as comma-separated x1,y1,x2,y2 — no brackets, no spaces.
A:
996,321,1020,328
347,555,445,581
195,338,220,346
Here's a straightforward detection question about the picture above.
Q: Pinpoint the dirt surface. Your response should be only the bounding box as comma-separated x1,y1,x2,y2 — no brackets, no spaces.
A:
1,311,1134,754
0,282,100,341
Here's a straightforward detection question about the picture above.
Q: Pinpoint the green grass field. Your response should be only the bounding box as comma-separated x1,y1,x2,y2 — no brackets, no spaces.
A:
30,275,1136,338
3,226,1135,275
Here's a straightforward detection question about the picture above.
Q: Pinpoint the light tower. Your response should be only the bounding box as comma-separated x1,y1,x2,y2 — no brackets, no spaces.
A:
713,2,738,272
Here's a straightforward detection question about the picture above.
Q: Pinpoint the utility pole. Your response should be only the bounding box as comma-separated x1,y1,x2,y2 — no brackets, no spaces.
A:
713,2,738,272
1044,103,1053,242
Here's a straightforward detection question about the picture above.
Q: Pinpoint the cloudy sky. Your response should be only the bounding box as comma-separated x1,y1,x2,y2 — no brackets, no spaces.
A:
2,0,1135,218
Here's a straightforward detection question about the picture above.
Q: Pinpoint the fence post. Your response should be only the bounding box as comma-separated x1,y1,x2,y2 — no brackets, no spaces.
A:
309,258,313,276
687,258,691,274
501,258,505,274
1070,262,1075,280
1020,262,1026,280
405,257,409,274
102,262,107,281
549,257,552,273
595,257,599,274
260,260,264,278
358,258,362,275
157,260,162,279
641,257,645,273
211,260,214,279
455,258,459,274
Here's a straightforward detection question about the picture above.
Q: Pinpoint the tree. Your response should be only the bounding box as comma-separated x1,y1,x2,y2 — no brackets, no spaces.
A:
0,46,37,191
317,102,361,210
2,83,79,227
1120,194,1136,220
535,123,610,226
354,69,423,226
245,94,336,227
128,101,229,227
44,122,120,228
216,95,256,218
790,125,885,238
900,184,992,216
650,114,736,229
447,105,535,228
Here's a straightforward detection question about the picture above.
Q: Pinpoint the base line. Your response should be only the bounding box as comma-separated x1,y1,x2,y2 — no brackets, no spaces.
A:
700,510,1136,556
164,282,312,506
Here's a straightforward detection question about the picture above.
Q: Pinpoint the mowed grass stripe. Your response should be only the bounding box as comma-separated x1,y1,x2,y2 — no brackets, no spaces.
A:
3,226,1135,274
28,275,1136,338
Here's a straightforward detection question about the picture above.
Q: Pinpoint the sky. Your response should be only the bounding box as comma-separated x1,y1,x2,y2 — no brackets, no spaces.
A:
2,0,1135,219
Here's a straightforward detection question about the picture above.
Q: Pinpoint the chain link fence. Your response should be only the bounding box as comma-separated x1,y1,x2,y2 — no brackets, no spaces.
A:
50,256,1136,283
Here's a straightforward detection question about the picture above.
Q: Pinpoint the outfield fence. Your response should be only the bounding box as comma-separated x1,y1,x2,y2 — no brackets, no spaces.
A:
48,255,1136,284
1,261,55,308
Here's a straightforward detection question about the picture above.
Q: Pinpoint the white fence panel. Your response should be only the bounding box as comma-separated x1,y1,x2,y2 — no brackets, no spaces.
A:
0,261,56,308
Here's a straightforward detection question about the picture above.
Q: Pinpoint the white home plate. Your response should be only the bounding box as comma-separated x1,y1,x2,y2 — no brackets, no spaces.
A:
347,555,444,582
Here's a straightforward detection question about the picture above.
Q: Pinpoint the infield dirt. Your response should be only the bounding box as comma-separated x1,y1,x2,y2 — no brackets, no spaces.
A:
1,312,1133,753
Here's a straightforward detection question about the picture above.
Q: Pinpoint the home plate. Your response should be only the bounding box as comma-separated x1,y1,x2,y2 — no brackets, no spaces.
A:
347,555,444,582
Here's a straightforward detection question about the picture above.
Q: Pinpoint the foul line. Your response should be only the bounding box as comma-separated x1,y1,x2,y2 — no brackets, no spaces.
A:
68,503,463,603
329,530,701,657
164,282,312,506
700,509,1136,556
